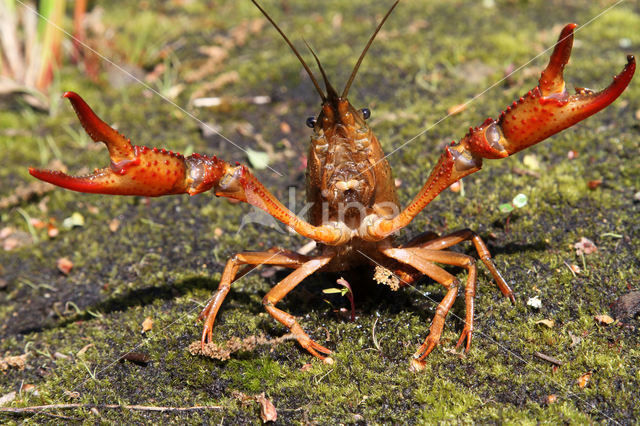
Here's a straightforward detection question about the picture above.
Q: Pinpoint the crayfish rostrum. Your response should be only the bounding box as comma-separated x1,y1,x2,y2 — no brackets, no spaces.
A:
29,1,635,369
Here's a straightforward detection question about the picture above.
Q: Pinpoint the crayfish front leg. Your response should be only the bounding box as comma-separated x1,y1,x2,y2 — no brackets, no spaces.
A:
29,92,353,246
198,248,311,349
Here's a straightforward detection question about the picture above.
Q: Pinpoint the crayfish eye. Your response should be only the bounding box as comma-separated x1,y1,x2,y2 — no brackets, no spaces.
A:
306,116,317,128
361,108,371,120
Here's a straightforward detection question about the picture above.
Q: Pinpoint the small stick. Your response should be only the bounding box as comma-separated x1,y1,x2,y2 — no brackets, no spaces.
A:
0,404,223,415
534,351,564,366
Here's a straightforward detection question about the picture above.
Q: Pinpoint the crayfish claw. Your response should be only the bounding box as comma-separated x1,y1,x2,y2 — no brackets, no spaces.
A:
29,92,194,196
63,91,135,164
539,23,576,96
494,27,635,156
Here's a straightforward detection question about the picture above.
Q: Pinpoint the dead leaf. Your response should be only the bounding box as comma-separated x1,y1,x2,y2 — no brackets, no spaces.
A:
594,314,614,325
577,372,592,388
1,229,33,251
119,352,151,366
0,227,12,239
0,180,55,210
76,343,94,357
587,179,602,190
0,353,28,371
546,394,558,404
257,393,277,423
231,391,277,423
21,384,37,395
574,237,597,256
30,218,45,229
63,390,80,399
47,222,59,238
141,316,153,333
535,319,555,328
57,257,73,275
108,218,120,232
279,121,291,134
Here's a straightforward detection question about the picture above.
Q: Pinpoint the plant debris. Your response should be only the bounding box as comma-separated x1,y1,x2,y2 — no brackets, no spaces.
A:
574,237,597,256
0,353,28,372
231,391,277,423
373,265,400,291
587,179,602,190
0,181,55,209
594,314,615,325
1,227,33,251
141,316,154,334
188,333,297,361
57,257,74,275
577,372,592,388
535,319,555,328
534,351,564,366
119,352,151,366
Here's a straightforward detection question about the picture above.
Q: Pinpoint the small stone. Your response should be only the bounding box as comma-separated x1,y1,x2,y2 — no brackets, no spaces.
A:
527,296,542,309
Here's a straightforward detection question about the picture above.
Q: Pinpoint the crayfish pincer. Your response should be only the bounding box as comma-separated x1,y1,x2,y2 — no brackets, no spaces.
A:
30,1,635,369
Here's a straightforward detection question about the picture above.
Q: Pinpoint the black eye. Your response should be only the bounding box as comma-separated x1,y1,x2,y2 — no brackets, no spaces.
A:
306,116,317,128
361,108,371,120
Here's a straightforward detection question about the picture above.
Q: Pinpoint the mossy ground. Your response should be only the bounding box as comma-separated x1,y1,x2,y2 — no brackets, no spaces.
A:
1,0,638,423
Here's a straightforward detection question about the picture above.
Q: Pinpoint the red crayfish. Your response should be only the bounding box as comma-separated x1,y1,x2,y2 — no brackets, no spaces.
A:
29,1,635,369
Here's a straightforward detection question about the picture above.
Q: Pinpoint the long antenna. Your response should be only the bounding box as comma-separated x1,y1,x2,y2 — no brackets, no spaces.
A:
304,40,339,100
251,0,326,100
342,0,400,98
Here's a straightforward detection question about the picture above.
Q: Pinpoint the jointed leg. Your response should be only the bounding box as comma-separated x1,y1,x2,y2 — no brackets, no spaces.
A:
382,247,479,365
413,229,514,302
262,256,333,359
401,231,439,248
411,248,478,352
199,249,310,349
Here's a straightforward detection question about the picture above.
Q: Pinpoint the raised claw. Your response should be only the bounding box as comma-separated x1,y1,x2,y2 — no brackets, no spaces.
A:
363,23,634,243
29,92,191,196
463,24,635,159
497,24,636,155
29,91,232,197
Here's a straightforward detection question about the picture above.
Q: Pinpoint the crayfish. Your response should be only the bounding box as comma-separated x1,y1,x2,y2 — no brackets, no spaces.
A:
29,1,635,369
